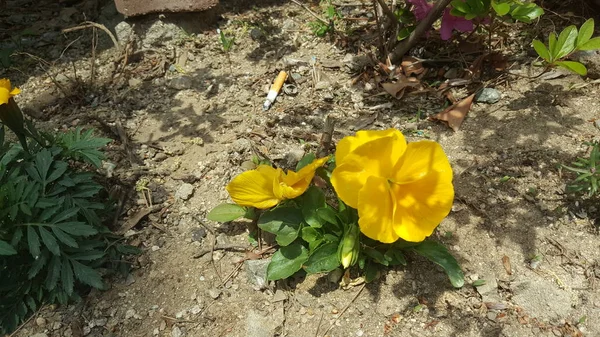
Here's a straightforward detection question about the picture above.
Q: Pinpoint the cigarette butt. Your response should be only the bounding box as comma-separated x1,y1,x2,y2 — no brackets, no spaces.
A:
263,71,288,111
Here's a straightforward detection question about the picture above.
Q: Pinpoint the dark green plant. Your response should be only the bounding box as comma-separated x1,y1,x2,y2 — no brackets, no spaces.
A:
563,140,600,197
0,124,137,334
533,18,600,76
308,2,341,37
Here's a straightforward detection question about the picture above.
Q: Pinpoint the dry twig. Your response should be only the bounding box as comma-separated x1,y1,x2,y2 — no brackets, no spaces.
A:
62,21,120,50
320,283,366,337
291,0,329,25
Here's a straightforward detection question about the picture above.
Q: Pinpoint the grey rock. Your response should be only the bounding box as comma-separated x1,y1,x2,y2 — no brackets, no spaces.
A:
207,288,221,299
168,76,193,90
143,20,181,46
171,326,183,337
154,152,168,162
231,138,252,154
475,88,501,104
249,28,264,40
125,308,136,319
191,228,207,242
284,148,305,168
511,278,572,320
475,274,500,302
404,122,418,131
31,334,48,337
572,50,600,79
314,81,331,90
328,268,343,284
246,309,284,337
115,21,134,44
175,183,194,200
595,119,600,130
190,304,202,315
245,258,271,290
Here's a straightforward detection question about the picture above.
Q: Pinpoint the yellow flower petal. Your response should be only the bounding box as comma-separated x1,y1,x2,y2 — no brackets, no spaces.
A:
226,165,280,209
280,156,329,199
336,129,404,164
0,79,19,105
357,175,400,243
392,141,453,184
330,161,369,208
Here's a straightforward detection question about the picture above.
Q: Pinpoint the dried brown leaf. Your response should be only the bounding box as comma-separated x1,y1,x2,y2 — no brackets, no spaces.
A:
381,76,421,99
502,255,512,275
401,56,424,76
430,94,475,131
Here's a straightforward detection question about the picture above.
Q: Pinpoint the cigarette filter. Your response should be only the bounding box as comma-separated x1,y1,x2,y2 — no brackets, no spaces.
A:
263,71,288,111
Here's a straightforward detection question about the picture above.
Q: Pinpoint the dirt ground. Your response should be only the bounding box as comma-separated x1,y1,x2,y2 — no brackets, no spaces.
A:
2,0,600,336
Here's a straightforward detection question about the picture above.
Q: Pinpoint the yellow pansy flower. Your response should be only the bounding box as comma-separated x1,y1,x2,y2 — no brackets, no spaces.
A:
331,129,454,243
227,156,329,209
0,79,21,105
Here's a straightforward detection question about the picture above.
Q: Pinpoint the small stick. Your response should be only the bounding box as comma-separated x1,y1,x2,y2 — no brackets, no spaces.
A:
388,0,453,63
192,243,250,259
90,26,97,86
291,0,329,25
375,0,398,27
62,21,120,50
320,283,366,337
318,115,335,157
314,313,324,337
9,304,46,337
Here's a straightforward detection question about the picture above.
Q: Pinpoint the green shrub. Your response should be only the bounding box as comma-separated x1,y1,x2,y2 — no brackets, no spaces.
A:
0,126,137,334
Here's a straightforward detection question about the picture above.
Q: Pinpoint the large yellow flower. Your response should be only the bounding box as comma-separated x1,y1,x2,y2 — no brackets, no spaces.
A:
0,79,21,105
331,129,454,243
227,156,329,209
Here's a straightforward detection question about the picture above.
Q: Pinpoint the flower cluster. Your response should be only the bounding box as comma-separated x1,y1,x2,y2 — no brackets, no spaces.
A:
407,0,474,40
0,79,20,105
226,128,454,244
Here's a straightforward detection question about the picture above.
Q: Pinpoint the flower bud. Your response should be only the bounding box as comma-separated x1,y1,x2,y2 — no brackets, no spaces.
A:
338,223,360,269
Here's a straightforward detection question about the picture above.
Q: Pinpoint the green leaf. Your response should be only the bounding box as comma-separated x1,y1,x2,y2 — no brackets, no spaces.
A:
364,262,381,282
39,226,60,255
61,258,74,295
491,0,510,16
266,243,309,280
0,240,17,255
577,18,594,47
58,222,98,236
363,247,389,266
304,242,340,274
52,207,80,224
206,203,246,222
384,248,407,266
45,255,61,290
412,241,464,288
52,227,78,248
532,39,551,62
555,61,587,75
258,207,303,246
548,32,557,57
70,250,106,261
554,25,577,59
296,153,316,171
27,226,41,258
28,253,47,279
47,161,68,184
511,3,544,23
316,207,338,225
579,37,600,51
71,259,104,288
301,186,326,228
301,226,321,243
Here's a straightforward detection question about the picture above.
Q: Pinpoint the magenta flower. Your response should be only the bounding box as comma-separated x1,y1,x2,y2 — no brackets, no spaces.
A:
406,0,474,40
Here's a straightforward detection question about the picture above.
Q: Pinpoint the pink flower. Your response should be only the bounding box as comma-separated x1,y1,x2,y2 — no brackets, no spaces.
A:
440,8,474,40
406,0,474,40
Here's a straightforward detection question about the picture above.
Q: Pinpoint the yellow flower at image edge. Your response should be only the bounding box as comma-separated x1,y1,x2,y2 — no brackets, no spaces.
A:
331,129,454,243
226,156,329,209
0,79,21,105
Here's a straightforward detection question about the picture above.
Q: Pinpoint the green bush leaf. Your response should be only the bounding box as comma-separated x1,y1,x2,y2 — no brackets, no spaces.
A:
58,222,98,236
206,203,246,222
579,37,600,51
71,260,104,288
384,248,407,266
412,241,464,288
301,186,326,228
363,247,389,266
45,255,61,290
555,61,587,75
491,0,510,16
266,243,309,280
28,253,47,279
38,226,60,256
296,153,316,171
555,25,577,59
0,240,17,255
52,227,78,248
27,226,41,258
304,242,340,274
301,226,321,243
577,18,594,47
532,39,551,62
61,258,74,295
548,32,557,56
258,207,303,246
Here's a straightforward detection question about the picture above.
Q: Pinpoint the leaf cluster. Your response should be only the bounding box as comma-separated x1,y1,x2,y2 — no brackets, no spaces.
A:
450,0,544,22
0,126,136,334
208,153,464,287
563,140,600,197
533,19,600,75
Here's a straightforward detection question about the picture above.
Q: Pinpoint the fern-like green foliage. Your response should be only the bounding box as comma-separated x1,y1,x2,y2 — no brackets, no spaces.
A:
0,126,137,334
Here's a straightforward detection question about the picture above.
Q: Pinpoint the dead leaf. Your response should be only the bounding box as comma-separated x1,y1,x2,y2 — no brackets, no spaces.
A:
502,255,512,275
381,76,421,99
401,56,424,76
430,93,475,131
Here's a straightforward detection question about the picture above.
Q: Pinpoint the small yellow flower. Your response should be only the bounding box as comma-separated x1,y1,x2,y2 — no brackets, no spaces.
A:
226,156,329,209
331,129,454,243
0,79,21,105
